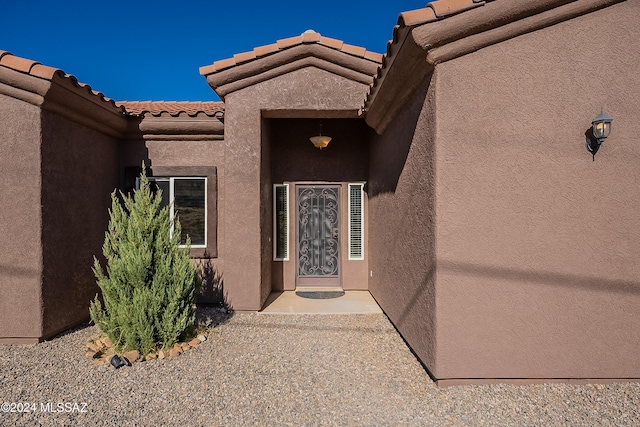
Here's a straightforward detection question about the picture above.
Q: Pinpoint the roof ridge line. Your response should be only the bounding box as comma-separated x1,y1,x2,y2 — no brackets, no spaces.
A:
199,30,382,76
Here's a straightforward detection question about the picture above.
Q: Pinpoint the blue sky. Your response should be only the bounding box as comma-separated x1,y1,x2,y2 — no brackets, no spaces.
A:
0,0,422,101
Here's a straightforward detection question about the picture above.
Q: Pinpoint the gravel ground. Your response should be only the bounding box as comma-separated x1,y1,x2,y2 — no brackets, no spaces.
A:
1,310,639,426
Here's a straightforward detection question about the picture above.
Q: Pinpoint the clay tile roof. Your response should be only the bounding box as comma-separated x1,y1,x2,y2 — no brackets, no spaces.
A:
398,0,486,27
380,0,490,72
0,49,64,79
398,7,438,27
429,0,483,18
199,29,382,75
368,0,490,101
117,101,225,117
0,50,123,112
364,0,497,131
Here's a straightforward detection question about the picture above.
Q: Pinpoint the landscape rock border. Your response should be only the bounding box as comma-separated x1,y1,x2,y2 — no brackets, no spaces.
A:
85,334,208,368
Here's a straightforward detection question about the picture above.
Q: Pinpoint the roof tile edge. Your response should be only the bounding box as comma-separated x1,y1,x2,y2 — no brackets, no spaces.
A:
117,101,225,118
199,30,382,77
0,50,124,114
365,0,489,118
365,0,625,134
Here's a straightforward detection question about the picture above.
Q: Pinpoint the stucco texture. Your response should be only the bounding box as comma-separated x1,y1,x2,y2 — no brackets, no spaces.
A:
0,94,43,340
368,80,438,374
370,1,640,382
432,1,640,380
119,127,226,301
269,118,371,291
269,118,370,183
224,67,370,310
40,110,120,339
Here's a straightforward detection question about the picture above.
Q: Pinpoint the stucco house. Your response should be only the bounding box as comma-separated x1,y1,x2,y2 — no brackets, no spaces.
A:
1,0,639,385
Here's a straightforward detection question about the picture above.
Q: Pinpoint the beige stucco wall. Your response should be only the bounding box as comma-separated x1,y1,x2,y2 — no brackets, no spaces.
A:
119,129,226,302
432,1,640,380
370,0,640,382
0,94,44,341
224,67,370,310
40,110,120,338
368,80,438,373
268,118,371,291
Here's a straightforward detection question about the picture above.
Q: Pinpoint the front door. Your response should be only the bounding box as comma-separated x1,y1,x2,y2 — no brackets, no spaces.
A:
297,185,340,287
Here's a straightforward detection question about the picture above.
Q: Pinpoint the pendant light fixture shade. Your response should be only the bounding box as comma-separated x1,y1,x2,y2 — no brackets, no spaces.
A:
310,121,332,149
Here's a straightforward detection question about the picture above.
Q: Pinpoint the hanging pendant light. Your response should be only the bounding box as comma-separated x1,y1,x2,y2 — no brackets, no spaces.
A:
310,121,332,149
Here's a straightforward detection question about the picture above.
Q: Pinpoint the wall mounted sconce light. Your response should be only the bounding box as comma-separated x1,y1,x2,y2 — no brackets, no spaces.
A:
310,121,332,149
586,109,612,160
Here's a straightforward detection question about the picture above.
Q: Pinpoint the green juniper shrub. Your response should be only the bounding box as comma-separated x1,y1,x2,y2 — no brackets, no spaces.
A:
90,167,201,355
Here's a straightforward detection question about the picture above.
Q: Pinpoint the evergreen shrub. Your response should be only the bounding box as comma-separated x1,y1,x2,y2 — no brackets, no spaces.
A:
89,168,201,355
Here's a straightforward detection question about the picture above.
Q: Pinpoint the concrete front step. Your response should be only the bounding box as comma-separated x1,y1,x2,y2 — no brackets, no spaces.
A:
260,291,382,314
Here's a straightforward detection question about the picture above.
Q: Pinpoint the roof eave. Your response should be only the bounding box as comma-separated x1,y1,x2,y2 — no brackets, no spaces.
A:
134,115,224,141
200,36,382,101
0,51,127,137
365,0,626,135
364,28,433,134
43,74,128,137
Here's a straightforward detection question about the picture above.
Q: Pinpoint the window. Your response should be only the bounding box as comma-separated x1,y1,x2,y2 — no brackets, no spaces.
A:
131,166,216,257
146,177,207,248
348,183,364,260
273,184,289,260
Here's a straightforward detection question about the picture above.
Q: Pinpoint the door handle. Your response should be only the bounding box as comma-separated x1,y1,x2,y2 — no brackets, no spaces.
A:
332,228,339,239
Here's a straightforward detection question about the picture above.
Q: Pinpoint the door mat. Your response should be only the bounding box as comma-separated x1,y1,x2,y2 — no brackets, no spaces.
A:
295,291,345,299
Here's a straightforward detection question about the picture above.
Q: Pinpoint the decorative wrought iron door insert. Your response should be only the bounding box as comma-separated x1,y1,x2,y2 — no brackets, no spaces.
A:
297,186,340,285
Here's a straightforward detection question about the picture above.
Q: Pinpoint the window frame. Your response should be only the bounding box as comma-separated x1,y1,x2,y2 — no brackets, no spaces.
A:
149,166,217,259
148,176,208,249
273,183,290,261
348,183,365,260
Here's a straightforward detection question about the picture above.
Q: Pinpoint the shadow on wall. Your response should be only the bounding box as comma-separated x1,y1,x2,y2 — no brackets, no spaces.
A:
39,109,127,338
269,118,372,183
438,260,640,295
119,118,150,197
584,127,600,161
0,264,40,278
397,262,436,328
197,257,234,327
198,257,233,310
367,75,431,198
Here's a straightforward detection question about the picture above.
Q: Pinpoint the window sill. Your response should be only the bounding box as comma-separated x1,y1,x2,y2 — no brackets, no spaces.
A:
190,248,216,259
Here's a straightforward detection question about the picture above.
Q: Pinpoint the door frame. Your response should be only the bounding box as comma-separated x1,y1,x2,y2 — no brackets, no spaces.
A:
295,183,342,288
